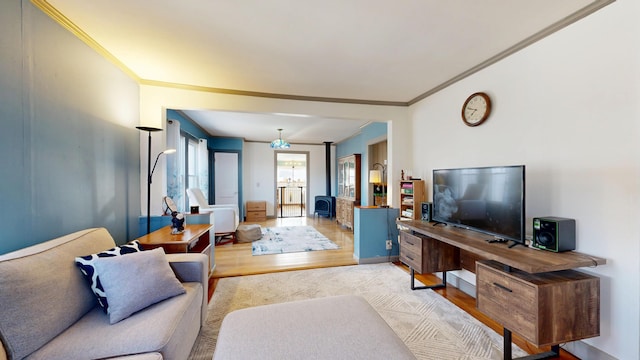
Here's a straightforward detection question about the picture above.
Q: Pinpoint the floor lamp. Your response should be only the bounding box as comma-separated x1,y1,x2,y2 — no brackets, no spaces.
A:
137,126,162,235
369,162,388,207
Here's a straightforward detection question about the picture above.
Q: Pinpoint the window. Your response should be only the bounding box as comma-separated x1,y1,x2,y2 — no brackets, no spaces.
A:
181,132,209,208
166,119,209,212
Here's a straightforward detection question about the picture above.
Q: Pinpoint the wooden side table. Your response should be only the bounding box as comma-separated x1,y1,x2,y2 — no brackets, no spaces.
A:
246,201,267,221
136,224,214,275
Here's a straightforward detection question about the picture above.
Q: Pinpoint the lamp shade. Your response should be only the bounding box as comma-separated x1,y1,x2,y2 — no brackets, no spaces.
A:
270,128,291,149
369,170,382,184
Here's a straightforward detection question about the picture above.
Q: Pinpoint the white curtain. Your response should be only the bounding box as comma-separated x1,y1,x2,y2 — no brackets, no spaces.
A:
197,138,209,201
166,120,185,212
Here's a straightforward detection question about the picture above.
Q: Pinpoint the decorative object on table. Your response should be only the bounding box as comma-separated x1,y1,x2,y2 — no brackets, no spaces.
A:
170,211,185,234
190,205,199,214
461,92,492,126
252,226,339,255
163,196,178,215
136,125,176,235
369,161,388,207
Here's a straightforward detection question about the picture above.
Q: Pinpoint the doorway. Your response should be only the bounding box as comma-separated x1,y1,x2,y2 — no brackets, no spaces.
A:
368,140,388,206
275,152,308,217
214,151,239,207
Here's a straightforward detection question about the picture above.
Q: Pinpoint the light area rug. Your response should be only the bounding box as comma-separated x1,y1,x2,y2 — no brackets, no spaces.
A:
188,263,527,360
251,225,339,255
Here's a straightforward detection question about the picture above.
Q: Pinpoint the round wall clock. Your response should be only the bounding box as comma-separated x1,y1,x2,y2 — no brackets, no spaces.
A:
461,92,491,127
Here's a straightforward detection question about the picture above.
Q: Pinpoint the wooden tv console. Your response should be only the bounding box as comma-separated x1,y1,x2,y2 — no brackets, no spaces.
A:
396,219,606,360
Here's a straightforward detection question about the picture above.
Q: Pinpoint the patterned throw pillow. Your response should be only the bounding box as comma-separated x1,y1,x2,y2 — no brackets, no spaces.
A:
74,241,143,312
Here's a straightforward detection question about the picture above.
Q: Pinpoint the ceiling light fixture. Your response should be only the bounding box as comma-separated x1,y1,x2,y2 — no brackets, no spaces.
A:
270,128,291,149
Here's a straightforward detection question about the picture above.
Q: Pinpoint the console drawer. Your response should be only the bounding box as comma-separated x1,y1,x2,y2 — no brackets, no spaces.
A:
399,232,424,272
400,231,460,274
476,260,600,346
476,261,537,339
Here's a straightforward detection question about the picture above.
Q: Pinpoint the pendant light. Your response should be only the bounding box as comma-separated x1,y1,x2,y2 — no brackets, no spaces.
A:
270,128,291,149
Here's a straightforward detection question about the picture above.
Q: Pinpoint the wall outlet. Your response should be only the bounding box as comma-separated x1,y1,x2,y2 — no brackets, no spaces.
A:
386,240,392,250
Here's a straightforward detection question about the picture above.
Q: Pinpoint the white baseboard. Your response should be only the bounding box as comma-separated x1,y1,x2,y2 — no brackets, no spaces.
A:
355,255,399,264
562,341,617,360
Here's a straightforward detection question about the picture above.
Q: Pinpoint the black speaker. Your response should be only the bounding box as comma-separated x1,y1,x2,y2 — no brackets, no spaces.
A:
421,202,432,222
532,217,576,252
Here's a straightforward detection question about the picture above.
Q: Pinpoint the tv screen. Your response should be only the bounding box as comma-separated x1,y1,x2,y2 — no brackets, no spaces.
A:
432,165,525,244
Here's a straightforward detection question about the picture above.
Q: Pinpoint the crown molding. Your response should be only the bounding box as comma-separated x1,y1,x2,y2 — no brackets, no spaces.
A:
31,0,141,82
32,0,615,108
408,0,616,105
139,79,408,107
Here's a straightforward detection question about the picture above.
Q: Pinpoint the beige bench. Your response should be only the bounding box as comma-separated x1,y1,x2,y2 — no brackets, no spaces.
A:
213,295,416,360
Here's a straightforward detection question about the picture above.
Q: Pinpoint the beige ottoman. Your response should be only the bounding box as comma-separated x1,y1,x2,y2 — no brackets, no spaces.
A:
213,295,416,360
235,224,262,243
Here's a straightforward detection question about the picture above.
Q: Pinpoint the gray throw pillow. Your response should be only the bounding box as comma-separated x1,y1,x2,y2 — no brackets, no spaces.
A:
93,247,186,324
74,240,144,312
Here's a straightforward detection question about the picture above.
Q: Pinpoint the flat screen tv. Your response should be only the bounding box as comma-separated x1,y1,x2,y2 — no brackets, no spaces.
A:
432,165,525,246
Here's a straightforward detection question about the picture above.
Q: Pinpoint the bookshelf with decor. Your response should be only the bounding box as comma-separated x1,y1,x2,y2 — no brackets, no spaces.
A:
399,179,425,220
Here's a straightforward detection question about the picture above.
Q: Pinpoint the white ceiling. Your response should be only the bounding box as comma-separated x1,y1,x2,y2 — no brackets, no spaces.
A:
45,0,611,144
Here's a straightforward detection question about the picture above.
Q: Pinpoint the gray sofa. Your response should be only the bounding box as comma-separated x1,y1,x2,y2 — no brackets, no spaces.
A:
0,228,208,360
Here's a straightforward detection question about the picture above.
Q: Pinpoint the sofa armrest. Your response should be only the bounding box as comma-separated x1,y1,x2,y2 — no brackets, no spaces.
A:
166,253,209,326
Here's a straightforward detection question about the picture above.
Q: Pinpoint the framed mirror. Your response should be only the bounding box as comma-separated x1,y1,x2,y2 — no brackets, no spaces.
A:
163,196,178,214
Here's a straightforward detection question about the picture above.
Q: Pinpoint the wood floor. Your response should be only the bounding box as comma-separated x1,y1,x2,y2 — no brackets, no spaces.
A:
210,215,579,360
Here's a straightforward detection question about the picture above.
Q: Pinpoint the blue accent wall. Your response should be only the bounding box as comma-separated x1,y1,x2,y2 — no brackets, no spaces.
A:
354,207,400,262
0,1,140,254
336,122,387,205
210,137,243,151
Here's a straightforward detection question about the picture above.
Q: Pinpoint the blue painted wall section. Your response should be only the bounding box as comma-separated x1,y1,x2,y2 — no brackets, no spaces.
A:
353,206,400,263
167,110,210,139
0,1,140,254
336,122,387,206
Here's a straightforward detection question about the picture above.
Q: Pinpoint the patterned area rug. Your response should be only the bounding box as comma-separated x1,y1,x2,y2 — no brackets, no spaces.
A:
251,225,339,255
188,263,527,359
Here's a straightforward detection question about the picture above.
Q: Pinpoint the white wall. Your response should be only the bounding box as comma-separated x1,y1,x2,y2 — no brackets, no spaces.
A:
243,142,334,216
409,2,639,359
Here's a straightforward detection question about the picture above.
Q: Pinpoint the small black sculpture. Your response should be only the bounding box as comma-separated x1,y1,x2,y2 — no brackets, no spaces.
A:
171,211,185,234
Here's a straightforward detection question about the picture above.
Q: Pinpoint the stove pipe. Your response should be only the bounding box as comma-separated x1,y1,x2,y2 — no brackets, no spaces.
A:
324,141,332,195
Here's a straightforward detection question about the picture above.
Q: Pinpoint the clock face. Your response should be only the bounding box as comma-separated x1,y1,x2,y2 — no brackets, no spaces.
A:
462,92,491,126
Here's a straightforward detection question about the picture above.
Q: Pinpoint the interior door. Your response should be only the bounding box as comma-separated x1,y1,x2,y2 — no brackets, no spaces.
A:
214,152,239,206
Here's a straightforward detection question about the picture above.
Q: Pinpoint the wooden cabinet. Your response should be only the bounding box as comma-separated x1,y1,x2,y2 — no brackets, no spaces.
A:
476,260,600,346
336,154,361,230
246,201,266,221
136,224,215,275
336,197,355,230
399,180,425,220
396,219,606,352
399,231,460,274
